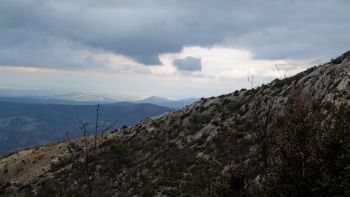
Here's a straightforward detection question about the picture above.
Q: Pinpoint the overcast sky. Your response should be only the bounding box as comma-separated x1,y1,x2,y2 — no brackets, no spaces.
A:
0,0,349,99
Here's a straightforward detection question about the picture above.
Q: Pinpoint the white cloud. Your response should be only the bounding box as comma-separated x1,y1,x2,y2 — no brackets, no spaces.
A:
0,46,320,99
38,44,314,87
1,0,346,98
1,44,316,85
158,46,316,80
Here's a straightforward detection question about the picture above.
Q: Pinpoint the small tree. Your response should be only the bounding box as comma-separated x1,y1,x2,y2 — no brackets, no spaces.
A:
248,76,255,89
251,95,277,170
77,118,93,197
76,104,118,197
275,64,288,79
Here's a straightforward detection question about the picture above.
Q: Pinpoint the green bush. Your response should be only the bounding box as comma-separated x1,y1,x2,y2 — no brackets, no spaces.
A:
110,141,133,163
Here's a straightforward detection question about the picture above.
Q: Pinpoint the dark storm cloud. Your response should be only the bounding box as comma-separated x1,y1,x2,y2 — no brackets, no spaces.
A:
173,57,202,71
0,0,349,69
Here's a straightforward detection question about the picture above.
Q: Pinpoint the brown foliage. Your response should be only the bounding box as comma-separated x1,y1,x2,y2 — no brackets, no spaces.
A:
265,92,350,196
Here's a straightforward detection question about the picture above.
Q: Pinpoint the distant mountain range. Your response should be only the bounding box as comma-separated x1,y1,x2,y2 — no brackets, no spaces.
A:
0,96,100,105
0,93,196,154
0,92,198,108
0,91,125,105
0,101,169,154
137,96,198,108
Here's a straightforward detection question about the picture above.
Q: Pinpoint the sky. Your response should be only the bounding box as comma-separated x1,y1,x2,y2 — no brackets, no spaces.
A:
0,0,349,99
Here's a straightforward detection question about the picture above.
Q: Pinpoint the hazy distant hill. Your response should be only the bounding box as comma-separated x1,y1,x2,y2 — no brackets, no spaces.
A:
0,101,169,154
0,96,108,105
0,92,125,105
0,94,198,108
137,96,198,108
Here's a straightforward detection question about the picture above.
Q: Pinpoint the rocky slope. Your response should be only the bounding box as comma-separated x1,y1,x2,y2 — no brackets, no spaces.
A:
0,51,349,196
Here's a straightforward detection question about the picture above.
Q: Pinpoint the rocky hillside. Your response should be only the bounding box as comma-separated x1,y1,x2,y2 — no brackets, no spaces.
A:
0,51,349,196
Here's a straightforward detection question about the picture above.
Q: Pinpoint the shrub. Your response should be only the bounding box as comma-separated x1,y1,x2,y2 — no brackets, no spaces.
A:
110,141,133,163
210,164,247,197
264,93,350,196
222,98,230,105
36,180,64,197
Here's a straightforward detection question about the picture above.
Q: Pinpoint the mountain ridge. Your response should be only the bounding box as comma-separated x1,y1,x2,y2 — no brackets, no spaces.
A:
0,51,349,196
0,101,170,155
0,95,197,108
137,96,198,109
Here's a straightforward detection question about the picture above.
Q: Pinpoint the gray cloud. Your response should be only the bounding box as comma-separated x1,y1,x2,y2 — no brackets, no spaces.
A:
173,57,202,71
0,0,349,69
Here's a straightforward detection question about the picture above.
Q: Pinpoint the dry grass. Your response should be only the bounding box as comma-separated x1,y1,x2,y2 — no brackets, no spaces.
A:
0,131,122,183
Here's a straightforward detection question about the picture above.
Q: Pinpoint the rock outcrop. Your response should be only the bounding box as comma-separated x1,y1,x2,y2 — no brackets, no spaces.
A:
0,51,349,196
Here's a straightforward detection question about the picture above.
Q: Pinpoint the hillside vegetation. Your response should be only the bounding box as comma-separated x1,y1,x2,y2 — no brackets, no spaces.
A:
0,51,349,196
